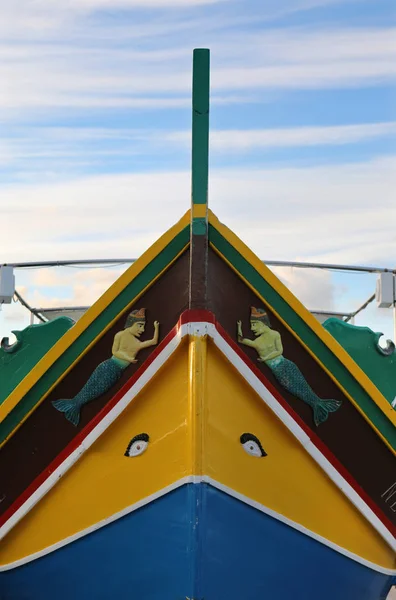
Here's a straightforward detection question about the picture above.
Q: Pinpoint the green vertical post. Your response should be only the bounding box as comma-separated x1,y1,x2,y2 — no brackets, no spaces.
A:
189,48,210,309
191,48,210,229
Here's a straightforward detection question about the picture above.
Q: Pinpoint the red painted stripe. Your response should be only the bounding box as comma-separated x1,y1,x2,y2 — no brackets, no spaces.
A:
1,312,395,540
179,309,216,325
0,325,180,529
214,320,396,537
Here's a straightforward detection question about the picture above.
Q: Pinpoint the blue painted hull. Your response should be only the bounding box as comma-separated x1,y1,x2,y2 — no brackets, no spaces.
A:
1,484,394,600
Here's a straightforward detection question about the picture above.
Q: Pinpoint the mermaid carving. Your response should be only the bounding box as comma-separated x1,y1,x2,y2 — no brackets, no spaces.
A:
237,307,341,426
52,309,159,426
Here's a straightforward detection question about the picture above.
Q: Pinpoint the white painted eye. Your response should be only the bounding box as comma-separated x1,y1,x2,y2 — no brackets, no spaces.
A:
125,434,149,457
242,440,262,457
240,433,266,457
126,440,148,457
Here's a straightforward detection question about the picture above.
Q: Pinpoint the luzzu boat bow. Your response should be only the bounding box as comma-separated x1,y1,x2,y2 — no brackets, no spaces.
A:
0,50,395,600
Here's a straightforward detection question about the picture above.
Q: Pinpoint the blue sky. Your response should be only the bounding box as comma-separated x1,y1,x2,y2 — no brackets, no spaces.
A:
1,0,396,343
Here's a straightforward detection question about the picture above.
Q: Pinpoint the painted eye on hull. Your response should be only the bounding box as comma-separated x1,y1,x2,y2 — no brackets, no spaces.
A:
240,433,267,457
125,433,149,457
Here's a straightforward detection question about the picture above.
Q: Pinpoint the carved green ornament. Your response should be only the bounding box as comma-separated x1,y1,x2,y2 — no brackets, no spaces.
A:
323,318,396,407
0,317,74,405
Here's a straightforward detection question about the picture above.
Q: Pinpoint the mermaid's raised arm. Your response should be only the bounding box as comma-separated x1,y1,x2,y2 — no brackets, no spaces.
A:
237,320,256,348
138,321,160,349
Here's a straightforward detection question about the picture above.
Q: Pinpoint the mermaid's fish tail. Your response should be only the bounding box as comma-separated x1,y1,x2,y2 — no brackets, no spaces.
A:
312,399,342,426
268,357,342,426
52,358,125,425
52,399,81,426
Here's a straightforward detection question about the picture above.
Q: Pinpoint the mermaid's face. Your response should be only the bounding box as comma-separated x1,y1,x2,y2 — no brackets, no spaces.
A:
129,321,145,336
250,320,267,335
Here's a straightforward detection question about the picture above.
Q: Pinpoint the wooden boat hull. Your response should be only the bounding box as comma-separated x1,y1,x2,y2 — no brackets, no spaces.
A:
1,311,395,599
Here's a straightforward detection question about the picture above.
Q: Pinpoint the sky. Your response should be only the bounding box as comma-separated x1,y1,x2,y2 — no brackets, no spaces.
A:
0,0,396,348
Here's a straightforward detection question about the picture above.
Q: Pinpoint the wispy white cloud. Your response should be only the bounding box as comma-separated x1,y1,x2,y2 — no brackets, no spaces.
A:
211,156,396,266
211,26,396,65
167,122,396,151
2,296,30,324
1,0,395,343
27,267,126,307
1,267,126,336
70,0,224,6
212,59,396,91
0,170,191,263
272,266,337,311
1,155,395,267
1,24,395,115
0,0,364,41
0,0,225,41
1,121,395,175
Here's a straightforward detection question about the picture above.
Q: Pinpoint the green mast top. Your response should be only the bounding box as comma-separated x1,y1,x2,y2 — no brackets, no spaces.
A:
189,48,210,309
191,48,210,228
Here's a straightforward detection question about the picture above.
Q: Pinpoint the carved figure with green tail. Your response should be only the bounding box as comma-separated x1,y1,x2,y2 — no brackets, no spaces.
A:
237,307,341,426
52,309,159,426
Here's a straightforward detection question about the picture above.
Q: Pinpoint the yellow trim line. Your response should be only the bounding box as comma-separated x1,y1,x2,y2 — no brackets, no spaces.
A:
0,211,190,426
208,211,396,447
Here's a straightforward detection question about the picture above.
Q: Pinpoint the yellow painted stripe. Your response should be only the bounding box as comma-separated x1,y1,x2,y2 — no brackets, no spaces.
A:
208,210,396,431
188,334,207,476
0,211,190,426
0,334,207,563
204,340,396,569
0,245,188,449
0,339,192,565
210,243,395,456
192,204,207,218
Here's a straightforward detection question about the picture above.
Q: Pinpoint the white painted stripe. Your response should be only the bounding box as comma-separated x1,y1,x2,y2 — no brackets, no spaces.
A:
179,321,211,338
210,327,396,552
211,326,311,444
1,476,394,576
202,477,396,576
0,331,183,542
0,476,196,572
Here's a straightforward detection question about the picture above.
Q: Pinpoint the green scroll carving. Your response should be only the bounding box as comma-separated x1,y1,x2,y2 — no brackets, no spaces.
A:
0,317,74,406
323,318,396,407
